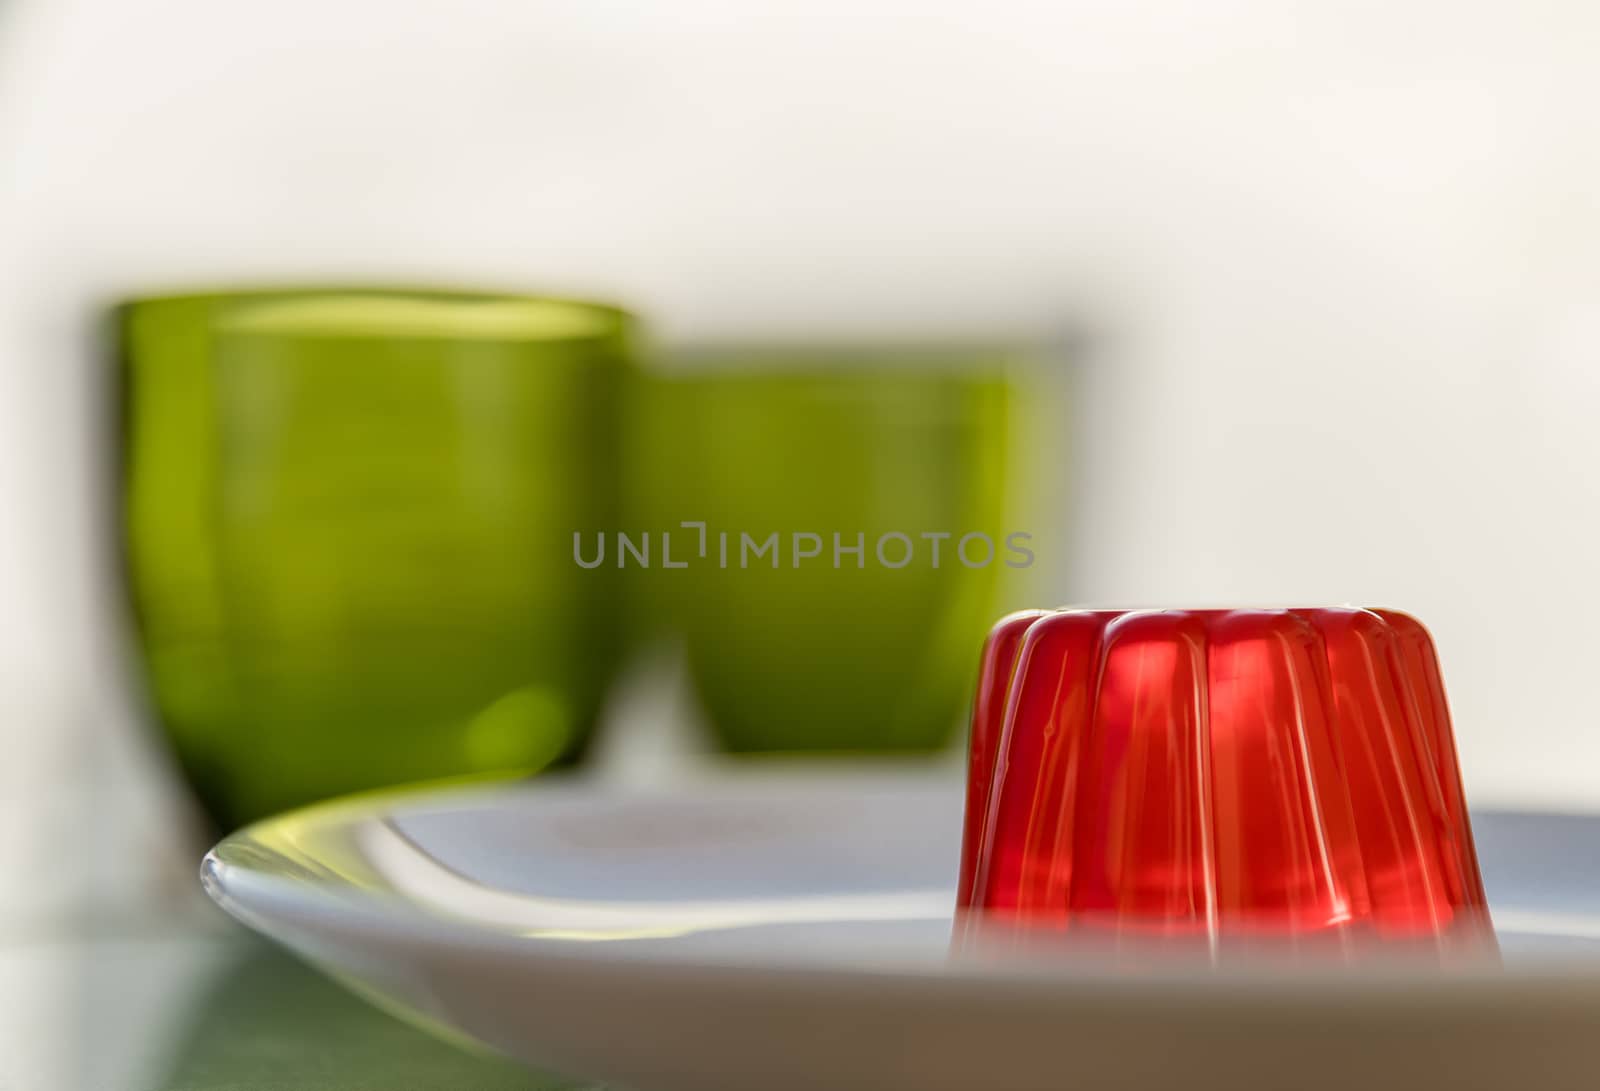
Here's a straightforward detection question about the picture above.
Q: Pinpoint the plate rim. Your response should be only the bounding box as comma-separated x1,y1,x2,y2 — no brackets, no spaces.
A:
202,769,1600,999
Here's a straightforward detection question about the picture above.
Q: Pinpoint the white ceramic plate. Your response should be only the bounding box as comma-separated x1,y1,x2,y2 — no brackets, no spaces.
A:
203,768,1600,1091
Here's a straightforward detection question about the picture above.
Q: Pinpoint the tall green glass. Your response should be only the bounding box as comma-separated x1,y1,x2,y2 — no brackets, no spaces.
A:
627,348,1019,754
117,289,633,830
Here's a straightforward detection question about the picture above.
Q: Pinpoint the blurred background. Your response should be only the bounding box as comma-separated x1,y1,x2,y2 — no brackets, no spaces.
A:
3,1,1600,1086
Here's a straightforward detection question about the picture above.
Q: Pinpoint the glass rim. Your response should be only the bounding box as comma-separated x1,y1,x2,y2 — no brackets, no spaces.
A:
645,340,1044,380
114,284,636,344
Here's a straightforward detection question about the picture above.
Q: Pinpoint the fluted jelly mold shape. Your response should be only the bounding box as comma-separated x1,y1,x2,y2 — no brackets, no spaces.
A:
957,608,1490,947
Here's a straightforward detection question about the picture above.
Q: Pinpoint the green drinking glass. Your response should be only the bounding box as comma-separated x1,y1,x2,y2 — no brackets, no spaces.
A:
625,348,1023,755
117,288,633,830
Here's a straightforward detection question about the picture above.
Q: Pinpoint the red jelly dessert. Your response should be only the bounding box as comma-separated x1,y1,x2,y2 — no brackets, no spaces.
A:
957,608,1490,946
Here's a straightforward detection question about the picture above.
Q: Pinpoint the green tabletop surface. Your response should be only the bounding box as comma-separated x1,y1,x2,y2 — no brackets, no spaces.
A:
0,914,607,1091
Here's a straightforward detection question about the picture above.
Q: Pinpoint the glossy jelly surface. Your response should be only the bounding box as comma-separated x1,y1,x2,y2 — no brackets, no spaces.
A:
958,608,1489,947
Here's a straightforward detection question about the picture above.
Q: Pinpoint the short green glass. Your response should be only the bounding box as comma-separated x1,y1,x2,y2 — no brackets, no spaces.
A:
117,288,633,830
626,348,1020,754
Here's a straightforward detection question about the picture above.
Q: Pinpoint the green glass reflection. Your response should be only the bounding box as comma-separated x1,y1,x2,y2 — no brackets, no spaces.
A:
118,289,633,830
157,938,595,1090
627,348,1019,754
